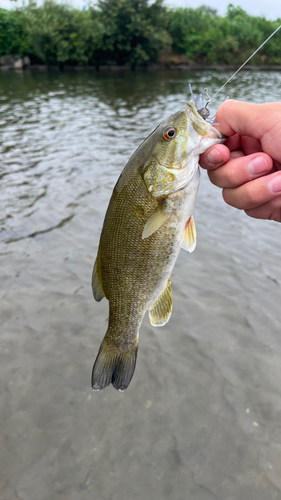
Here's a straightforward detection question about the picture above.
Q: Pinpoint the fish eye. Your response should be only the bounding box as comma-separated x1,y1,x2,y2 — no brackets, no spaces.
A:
163,127,176,140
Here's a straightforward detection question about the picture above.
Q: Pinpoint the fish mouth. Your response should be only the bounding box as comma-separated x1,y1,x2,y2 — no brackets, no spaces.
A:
185,100,204,122
184,101,224,142
208,125,226,141
185,99,226,142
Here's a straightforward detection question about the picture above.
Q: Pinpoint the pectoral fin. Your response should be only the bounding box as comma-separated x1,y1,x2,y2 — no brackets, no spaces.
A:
149,278,172,327
142,206,170,239
181,215,196,253
92,256,105,301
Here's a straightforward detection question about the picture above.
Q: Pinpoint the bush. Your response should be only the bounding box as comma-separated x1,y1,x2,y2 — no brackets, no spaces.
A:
0,7,30,55
0,1,281,67
20,1,104,66
97,0,171,68
168,4,281,65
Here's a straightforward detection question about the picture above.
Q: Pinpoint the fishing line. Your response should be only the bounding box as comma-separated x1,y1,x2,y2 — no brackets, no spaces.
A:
206,24,281,106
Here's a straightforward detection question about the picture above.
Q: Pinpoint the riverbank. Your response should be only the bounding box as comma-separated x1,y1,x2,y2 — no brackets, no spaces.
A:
1,3,281,71
1,56,281,72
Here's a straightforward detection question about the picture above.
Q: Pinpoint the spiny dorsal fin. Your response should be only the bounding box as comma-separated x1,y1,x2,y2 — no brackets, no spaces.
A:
149,278,172,327
142,206,170,239
181,215,196,253
92,257,105,302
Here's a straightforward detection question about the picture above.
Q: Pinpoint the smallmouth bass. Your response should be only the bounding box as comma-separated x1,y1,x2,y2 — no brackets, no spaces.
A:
92,100,224,391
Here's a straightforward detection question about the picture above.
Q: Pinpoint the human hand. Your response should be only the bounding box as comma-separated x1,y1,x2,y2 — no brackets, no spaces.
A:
200,100,281,222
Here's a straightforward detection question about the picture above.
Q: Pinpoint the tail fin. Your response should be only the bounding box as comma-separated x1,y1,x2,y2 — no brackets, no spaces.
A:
92,340,138,392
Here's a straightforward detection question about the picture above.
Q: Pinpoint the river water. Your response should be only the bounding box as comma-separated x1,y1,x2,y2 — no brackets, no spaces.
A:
0,69,281,500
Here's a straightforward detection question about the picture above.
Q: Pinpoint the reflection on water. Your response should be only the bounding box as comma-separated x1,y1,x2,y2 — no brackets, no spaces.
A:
1,69,281,500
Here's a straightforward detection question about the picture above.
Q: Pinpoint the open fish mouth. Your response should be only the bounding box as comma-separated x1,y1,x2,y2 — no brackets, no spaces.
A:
187,85,227,143
189,83,222,125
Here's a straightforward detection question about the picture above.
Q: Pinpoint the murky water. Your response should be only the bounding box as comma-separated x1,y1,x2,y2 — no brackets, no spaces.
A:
1,69,281,500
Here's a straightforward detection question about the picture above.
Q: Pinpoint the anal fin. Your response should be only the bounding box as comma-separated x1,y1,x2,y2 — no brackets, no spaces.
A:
149,278,172,327
181,215,196,253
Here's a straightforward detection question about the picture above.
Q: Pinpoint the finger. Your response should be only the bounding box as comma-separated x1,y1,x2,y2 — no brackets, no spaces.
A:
229,151,245,160
273,160,281,171
199,144,230,170
208,153,273,188
241,136,262,155
225,135,262,156
245,197,281,222
216,100,281,141
224,134,241,152
222,171,281,210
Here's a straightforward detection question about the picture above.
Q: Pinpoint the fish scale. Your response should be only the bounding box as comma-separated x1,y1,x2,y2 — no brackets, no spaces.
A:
92,100,224,391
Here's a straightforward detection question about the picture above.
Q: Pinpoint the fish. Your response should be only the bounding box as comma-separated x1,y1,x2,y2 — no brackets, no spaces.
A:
91,99,224,392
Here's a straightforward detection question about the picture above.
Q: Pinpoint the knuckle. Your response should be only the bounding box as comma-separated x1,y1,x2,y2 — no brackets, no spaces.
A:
243,185,257,207
208,170,223,188
199,153,208,168
244,208,254,217
222,188,234,206
227,162,240,186
223,187,246,209
208,170,218,186
218,99,233,114
244,208,259,219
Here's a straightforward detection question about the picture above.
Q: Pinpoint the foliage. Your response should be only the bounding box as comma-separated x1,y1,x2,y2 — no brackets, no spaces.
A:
168,4,281,65
96,0,171,68
168,7,216,61
20,1,104,65
0,7,30,55
0,1,281,67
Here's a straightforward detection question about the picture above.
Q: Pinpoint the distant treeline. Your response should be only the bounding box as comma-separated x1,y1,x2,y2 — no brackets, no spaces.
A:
0,0,281,68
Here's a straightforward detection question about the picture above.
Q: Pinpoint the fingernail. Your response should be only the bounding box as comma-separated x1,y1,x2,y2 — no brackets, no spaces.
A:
206,149,223,165
269,175,281,193
248,157,268,176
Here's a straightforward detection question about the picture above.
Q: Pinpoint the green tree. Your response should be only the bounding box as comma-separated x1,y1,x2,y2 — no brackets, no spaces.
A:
168,4,281,65
97,0,171,69
168,7,218,62
1,1,281,67
21,0,104,66
0,7,30,55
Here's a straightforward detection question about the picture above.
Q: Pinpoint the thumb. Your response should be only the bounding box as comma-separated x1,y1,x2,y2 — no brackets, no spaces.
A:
215,100,281,163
